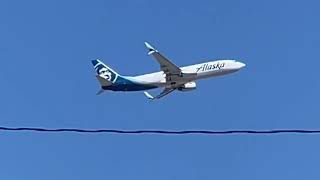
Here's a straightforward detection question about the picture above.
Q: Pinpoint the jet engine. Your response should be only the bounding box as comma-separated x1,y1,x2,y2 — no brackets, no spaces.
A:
178,82,196,91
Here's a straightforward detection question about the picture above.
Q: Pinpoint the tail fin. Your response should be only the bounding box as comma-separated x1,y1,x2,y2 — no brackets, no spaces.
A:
91,59,119,85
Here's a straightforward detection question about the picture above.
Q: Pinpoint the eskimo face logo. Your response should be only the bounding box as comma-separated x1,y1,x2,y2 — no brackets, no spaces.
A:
98,67,113,81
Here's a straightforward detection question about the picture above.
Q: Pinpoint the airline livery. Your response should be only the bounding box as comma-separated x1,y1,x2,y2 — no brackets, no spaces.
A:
92,42,246,100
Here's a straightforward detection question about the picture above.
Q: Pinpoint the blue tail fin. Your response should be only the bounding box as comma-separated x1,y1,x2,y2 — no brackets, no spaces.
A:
91,59,119,84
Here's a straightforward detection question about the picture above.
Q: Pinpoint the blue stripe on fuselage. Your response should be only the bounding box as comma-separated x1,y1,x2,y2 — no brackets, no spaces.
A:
102,76,157,91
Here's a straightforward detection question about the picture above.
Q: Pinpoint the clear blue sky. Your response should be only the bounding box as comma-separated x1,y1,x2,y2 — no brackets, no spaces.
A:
0,0,319,179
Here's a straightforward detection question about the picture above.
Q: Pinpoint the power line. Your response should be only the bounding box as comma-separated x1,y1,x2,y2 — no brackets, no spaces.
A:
0,127,320,135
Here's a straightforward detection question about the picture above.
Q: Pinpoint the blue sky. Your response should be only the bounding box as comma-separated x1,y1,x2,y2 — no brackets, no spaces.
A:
0,0,320,179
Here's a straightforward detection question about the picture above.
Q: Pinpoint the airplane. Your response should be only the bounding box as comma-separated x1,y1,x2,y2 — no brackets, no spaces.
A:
91,42,246,100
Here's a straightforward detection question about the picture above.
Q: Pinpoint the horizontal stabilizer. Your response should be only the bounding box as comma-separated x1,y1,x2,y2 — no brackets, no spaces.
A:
96,89,105,95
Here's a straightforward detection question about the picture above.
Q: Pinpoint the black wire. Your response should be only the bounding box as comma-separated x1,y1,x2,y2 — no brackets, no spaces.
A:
0,127,320,135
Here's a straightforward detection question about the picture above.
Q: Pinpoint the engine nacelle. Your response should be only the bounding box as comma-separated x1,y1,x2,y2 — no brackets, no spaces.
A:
178,82,196,91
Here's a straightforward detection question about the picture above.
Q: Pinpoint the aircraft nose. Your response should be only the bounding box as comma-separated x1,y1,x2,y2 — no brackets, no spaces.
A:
238,62,246,68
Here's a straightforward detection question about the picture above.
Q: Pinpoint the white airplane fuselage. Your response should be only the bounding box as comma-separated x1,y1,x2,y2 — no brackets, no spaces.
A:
123,60,245,89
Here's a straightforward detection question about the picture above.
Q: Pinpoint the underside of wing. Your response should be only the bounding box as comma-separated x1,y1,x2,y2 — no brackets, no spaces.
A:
144,42,181,75
144,88,175,100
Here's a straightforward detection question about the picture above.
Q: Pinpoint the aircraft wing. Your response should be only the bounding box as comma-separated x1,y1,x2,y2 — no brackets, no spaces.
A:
144,88,175,100
144,42,181,76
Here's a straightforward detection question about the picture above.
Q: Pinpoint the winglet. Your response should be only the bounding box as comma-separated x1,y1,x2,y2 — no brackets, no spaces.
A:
144,42,158,55
144,91,154,100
